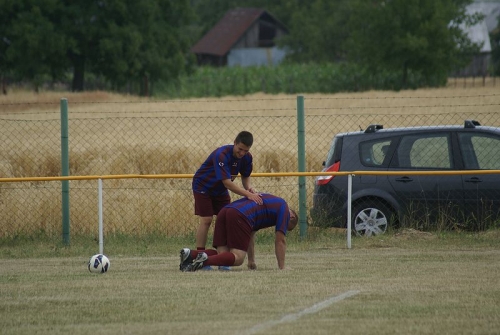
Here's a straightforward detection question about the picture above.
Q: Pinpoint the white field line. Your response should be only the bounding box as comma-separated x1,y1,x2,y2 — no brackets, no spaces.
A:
240,290,361,335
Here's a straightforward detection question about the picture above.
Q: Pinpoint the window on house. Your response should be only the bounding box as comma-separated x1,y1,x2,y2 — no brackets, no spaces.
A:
259,21,276,47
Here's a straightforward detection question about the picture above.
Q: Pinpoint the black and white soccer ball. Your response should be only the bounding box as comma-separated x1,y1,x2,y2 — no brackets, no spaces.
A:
88,254,110,274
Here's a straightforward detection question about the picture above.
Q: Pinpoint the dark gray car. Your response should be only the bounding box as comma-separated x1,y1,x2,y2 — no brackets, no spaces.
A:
310,120,500,236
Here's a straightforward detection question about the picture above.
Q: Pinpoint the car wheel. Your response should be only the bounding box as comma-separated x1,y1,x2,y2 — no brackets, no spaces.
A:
351,201,393,236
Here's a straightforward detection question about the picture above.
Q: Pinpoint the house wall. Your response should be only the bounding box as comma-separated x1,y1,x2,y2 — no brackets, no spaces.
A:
196,54,227,67
193,13,289,67
233,23,260,48
233,20,288,49
456,1,500,76
453,54,491,77
227,47,287,67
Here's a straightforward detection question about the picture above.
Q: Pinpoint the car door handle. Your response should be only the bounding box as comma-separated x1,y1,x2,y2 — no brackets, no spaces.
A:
464,177,482,183
395,177,413,183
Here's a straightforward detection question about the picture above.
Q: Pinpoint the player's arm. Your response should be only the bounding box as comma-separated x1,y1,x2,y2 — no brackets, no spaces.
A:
247,232,257,270
274,231,286,270
222,179,262,204
241,176,257,194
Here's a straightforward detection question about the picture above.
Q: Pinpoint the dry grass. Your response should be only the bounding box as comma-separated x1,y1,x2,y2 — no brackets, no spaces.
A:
0,89,143,113
1,85,499,237
1,232,499,335
2,87,499,335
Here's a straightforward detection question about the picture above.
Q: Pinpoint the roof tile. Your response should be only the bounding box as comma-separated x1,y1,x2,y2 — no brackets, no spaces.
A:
191,8,266,56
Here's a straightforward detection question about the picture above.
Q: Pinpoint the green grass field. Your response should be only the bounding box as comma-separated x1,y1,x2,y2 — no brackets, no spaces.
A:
2,87,500,334
2,229,499,335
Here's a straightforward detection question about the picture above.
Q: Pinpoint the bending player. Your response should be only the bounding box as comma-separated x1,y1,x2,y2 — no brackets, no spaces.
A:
179,193,298,271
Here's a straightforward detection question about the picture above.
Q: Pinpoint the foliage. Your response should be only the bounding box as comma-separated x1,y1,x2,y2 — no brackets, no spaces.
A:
344,0,481,88
155,62,443,99
491,19,500,76
187,0,487,92
277,0,352,63
0,0,68,91
0,0,195,94
0,0,489,96
85,1,196,94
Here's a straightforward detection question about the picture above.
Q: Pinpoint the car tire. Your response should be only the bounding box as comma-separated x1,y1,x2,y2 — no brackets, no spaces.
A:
351,200,393,236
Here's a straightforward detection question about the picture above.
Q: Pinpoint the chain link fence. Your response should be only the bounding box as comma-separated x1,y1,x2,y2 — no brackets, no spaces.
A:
1,89,500,247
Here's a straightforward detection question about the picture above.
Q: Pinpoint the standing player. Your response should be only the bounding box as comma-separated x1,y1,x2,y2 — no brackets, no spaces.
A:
192,131,262,269
180,193,298,271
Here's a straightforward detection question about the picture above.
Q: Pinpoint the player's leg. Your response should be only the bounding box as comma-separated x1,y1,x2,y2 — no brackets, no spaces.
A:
193,191,216,249
186,249,245,272
214,208,252,267
185,207,239,271
227,249,247,266
179,248,218,271
195,216,212,249
211,195,231,270
193,192,231,250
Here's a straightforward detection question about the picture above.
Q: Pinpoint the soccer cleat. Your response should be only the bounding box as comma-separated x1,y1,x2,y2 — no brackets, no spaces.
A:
218,266,231,271
189,252,208,272
179,248,193,271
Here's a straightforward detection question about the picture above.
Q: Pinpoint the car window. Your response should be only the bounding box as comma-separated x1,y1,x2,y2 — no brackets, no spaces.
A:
325,137,339,167
359,139,392,167
397,134,452,169
459,133,500,169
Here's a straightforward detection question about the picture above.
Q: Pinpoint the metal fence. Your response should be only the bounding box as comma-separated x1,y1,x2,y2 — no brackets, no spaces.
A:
1,89,499,246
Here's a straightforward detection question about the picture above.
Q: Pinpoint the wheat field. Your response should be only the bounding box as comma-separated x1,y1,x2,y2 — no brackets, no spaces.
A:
1,82,499,237
1,82,500,335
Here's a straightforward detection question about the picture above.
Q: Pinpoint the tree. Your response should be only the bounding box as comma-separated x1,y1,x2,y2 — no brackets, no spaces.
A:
344,0,481,88
0,0,14,94
276,0,352,63
60,0,195,93
0,0,68,92
0,0,195,94
491,17,500,76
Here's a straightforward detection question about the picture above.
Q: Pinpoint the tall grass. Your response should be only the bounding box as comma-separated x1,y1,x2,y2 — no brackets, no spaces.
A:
1,87,500,239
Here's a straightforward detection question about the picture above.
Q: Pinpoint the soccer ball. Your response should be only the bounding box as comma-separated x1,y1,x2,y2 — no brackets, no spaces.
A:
88,254,110,274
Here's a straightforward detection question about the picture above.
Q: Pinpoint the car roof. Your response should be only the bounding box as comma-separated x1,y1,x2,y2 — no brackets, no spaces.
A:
335,123,500,138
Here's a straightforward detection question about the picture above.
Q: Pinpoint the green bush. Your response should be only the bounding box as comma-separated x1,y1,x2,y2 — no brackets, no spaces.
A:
154,63,444,99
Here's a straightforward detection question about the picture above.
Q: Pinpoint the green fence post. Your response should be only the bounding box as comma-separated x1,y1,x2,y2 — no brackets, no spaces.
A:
61,98,70,245
297,95,307,238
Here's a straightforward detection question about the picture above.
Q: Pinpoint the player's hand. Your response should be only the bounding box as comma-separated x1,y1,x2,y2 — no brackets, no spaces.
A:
248,261,257,270
248,193,263,205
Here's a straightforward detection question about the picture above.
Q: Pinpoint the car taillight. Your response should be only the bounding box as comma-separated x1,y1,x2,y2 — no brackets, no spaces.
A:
315,161,341,186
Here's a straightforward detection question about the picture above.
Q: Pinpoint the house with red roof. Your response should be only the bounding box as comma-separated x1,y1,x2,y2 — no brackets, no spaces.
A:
191,8,289,67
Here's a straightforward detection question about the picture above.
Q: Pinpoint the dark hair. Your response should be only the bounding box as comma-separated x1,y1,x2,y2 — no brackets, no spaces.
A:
235,131,253,147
